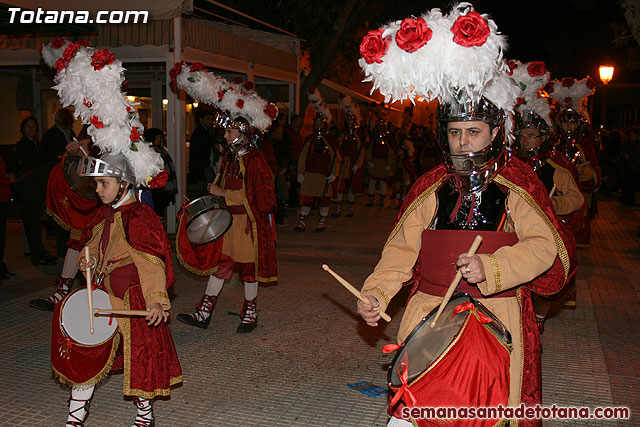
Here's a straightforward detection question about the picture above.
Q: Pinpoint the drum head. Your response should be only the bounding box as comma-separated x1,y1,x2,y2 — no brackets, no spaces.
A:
61,288,117,346
64,156,98,200
186,203,233,245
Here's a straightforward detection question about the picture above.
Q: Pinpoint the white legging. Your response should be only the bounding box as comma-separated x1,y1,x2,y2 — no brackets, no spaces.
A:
368,179,387,196
206,275,258,300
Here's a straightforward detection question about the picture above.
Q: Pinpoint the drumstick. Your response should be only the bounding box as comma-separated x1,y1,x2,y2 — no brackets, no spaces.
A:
84,246,94,334
94,308,150,316
549,185,556,198
213,173,221,185
73,137,88,156
430,235,483,328
322,264,392,322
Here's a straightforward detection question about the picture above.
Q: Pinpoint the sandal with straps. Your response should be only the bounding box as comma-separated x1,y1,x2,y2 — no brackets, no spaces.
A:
66,397,91,427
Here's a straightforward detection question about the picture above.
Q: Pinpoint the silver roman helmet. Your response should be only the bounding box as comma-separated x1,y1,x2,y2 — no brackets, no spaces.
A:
78,152,136,184
437,97,509,194
514,110,553,161
213,110,256,159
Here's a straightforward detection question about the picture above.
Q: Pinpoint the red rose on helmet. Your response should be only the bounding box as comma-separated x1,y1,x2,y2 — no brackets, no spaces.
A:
564,97,572,106
264,104,277,120
62,42,81,63
360,28,390,64
218,90,225,101
51,37,66,49
236,99,245,109
148,170,168,189
55,58,66,72
527,61,546,77
190,62,206,72
130,127,142,142
169,62,183,83
561,77,575,88
543,82,554,94
90,116,105,129
243,81,255,91
233,77,243,84
516,97,525,106
505,60,517,76
451,12,491,47
395,17,433,53
83,99,92,108
308,88,316,95
91,49,115,71
76,39,90,48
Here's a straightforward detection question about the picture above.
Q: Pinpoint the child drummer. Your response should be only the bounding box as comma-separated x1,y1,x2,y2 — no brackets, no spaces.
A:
41,39,181,427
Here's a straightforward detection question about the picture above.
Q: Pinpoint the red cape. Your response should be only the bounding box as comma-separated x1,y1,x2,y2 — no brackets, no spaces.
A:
80,201,175,288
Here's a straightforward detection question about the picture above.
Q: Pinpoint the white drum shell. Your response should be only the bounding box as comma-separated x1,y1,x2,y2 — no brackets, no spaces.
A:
61,288,118,346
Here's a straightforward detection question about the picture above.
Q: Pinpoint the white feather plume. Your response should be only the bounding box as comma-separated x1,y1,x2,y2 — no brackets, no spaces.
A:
509,60,553,128
337,94,361,125
547,77,595,121
42,39,164,187
307,88,332,123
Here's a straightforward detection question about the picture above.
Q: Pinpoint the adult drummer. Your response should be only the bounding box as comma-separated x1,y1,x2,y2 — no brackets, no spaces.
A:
356,5,575,427
172,65,277,333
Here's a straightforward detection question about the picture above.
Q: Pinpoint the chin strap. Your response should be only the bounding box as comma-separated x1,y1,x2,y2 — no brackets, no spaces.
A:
111,184,133,208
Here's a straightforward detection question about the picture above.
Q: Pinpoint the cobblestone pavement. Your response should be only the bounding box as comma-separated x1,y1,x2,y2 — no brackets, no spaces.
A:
0,196,637,426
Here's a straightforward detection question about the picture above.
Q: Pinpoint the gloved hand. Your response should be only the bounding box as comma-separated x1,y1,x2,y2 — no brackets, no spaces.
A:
327,175,336,183
352,165,358,173
368,161,374,168
385,165,391,171
297,174,305,184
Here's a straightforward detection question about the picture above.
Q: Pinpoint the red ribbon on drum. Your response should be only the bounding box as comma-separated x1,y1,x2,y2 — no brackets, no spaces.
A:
391,361,417,408
382,343,404,354
450,302,493,324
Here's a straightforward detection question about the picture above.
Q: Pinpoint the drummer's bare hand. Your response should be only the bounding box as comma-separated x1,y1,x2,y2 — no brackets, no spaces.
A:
207,183,226,197
357,295,382,327
146,303,168,326
78,255,95,271
65,140,80,153
456,254,486,284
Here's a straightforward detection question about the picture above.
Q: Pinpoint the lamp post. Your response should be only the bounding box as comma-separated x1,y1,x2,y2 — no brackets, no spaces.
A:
599,65,614,127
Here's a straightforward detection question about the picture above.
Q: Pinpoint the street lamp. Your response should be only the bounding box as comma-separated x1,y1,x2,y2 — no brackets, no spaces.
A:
598,65,614,128
599,65,614,85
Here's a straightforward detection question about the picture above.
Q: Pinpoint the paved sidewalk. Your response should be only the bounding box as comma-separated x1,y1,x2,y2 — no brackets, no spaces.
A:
0,197,637,426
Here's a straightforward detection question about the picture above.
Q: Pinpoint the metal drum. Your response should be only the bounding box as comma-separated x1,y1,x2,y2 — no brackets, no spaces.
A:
183,195,233,244
66,155,98,200
60,288,118,346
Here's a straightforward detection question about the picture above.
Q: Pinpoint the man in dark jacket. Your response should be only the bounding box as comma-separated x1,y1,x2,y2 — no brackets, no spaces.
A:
188,110,217,198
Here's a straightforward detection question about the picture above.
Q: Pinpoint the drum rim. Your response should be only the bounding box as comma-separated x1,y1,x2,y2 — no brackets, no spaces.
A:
387,292,511,387
186,209,233,245
59,287,118,347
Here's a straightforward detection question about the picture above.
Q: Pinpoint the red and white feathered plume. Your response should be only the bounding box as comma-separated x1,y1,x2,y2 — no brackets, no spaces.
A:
307,88,332,123
41,38,164,187
170,62,277,132
358,2,518,115
508,60,553,128
337,94,361,125
547,76,596,121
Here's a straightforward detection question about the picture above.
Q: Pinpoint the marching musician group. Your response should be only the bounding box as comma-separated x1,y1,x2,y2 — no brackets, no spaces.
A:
12,3,612,426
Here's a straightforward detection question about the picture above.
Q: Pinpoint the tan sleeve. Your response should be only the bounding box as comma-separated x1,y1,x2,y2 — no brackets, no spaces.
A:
298,140,310,175
330,145,341,177
130,250,170,310
579,164,596,184
477,191,557,296
360,196,436,313
553,168,585,215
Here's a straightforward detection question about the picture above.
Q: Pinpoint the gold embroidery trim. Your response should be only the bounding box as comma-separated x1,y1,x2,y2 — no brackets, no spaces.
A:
144,291,169,302
488,254,502,292
386,176,445,245
46,207,78,233
494,175,570,291
362,286,390,307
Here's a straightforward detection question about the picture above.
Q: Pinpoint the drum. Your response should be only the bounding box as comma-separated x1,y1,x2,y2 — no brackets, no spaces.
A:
183,195,233,244
387,293,512,426
61,288,117,346
65,155,98,200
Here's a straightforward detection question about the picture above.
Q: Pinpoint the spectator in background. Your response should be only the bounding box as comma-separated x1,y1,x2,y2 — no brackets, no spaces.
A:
145,128,178,217
188,110,216,198
0,154,13,279
263,124,291,225
6,117,56,265
284,115,304,206
620,126,640,206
